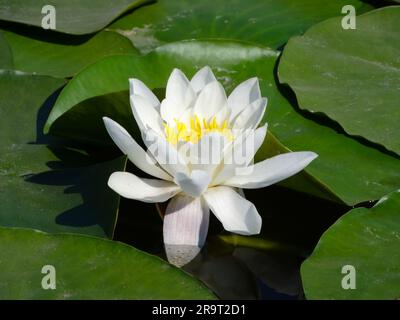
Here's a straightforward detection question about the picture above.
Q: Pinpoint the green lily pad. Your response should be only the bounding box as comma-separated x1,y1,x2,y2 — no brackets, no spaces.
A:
0,70,126,238
278,7,400,155
0,227,215,299
0,0,151,35
0,31,12,68
301,190,400,299
109,0,370,53
261,87,400,206
1,29,138,77
50,90,139,146
44,41,400,205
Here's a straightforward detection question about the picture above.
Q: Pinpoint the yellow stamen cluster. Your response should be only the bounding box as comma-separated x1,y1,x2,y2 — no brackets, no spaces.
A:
165,115,233,144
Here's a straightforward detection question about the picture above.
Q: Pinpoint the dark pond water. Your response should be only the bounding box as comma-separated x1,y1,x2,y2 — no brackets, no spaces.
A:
114,176,347,299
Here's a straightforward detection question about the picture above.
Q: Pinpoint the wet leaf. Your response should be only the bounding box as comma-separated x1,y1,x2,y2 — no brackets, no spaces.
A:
0,70,126,238
301,190,400,299
0,227,215,299
0,0,151,35
279,7,400,155
109,0,370,52
1,29,138,77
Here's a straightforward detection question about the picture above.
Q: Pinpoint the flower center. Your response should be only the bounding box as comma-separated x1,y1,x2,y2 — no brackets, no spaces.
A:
164,115,233,144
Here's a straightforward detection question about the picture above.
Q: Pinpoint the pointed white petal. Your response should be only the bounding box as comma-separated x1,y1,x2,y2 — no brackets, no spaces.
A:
178,107,193,127
183,133,228,176
233,98,267,129
212,125,267,185
164,195,209,267
223,151,318,189
129,78,160,109
228,78,261,121
175,170,211,198
203,186,262,235
160,99,194,124
103,117,172,181
193,81,227,122
190,66,217,94
160,98,178,124
166,68,194,102
145,129,189,177
108,172,180,203
215,104,230,124
251,124,268,163
130,94,164,135
160,69,196,123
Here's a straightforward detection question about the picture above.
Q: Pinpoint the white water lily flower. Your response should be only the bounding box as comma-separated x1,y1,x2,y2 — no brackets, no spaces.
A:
103,67,317,267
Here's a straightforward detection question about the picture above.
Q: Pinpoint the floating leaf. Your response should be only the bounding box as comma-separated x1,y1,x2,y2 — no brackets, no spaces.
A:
260,87,400,206
279,7,400,155
0,0,151,35
109,0,370,53
301,190,400,299
0,70,126,238
1,29,138,77
0,227,215,299
0,31,12,68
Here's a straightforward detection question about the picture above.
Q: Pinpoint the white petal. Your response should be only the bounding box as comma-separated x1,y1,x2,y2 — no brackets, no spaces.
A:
193,81,227,122
164,195,209,267
130,94,164,135
228,78,261,121
166,68,194,103
183,133,228,175
203,186,262,235
212,125,267,185
159,98,175,124
161,68,196,123
145,129,189,177
215,104,230,124
175,170,211,198
223,151,318,189
177,107,193,126
108,172,180,203
129,78,160,109
251,124,268,164
233,98,267,129
190,66,217,94
103,117,172,181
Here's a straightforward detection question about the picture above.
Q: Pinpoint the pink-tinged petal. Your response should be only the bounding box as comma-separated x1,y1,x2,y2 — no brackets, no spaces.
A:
164,195,210,267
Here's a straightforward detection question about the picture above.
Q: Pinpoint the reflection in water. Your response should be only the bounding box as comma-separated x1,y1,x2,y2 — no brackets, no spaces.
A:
233,247,302,298
114,184,347,299
165,244,202,268
184,251,259,299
